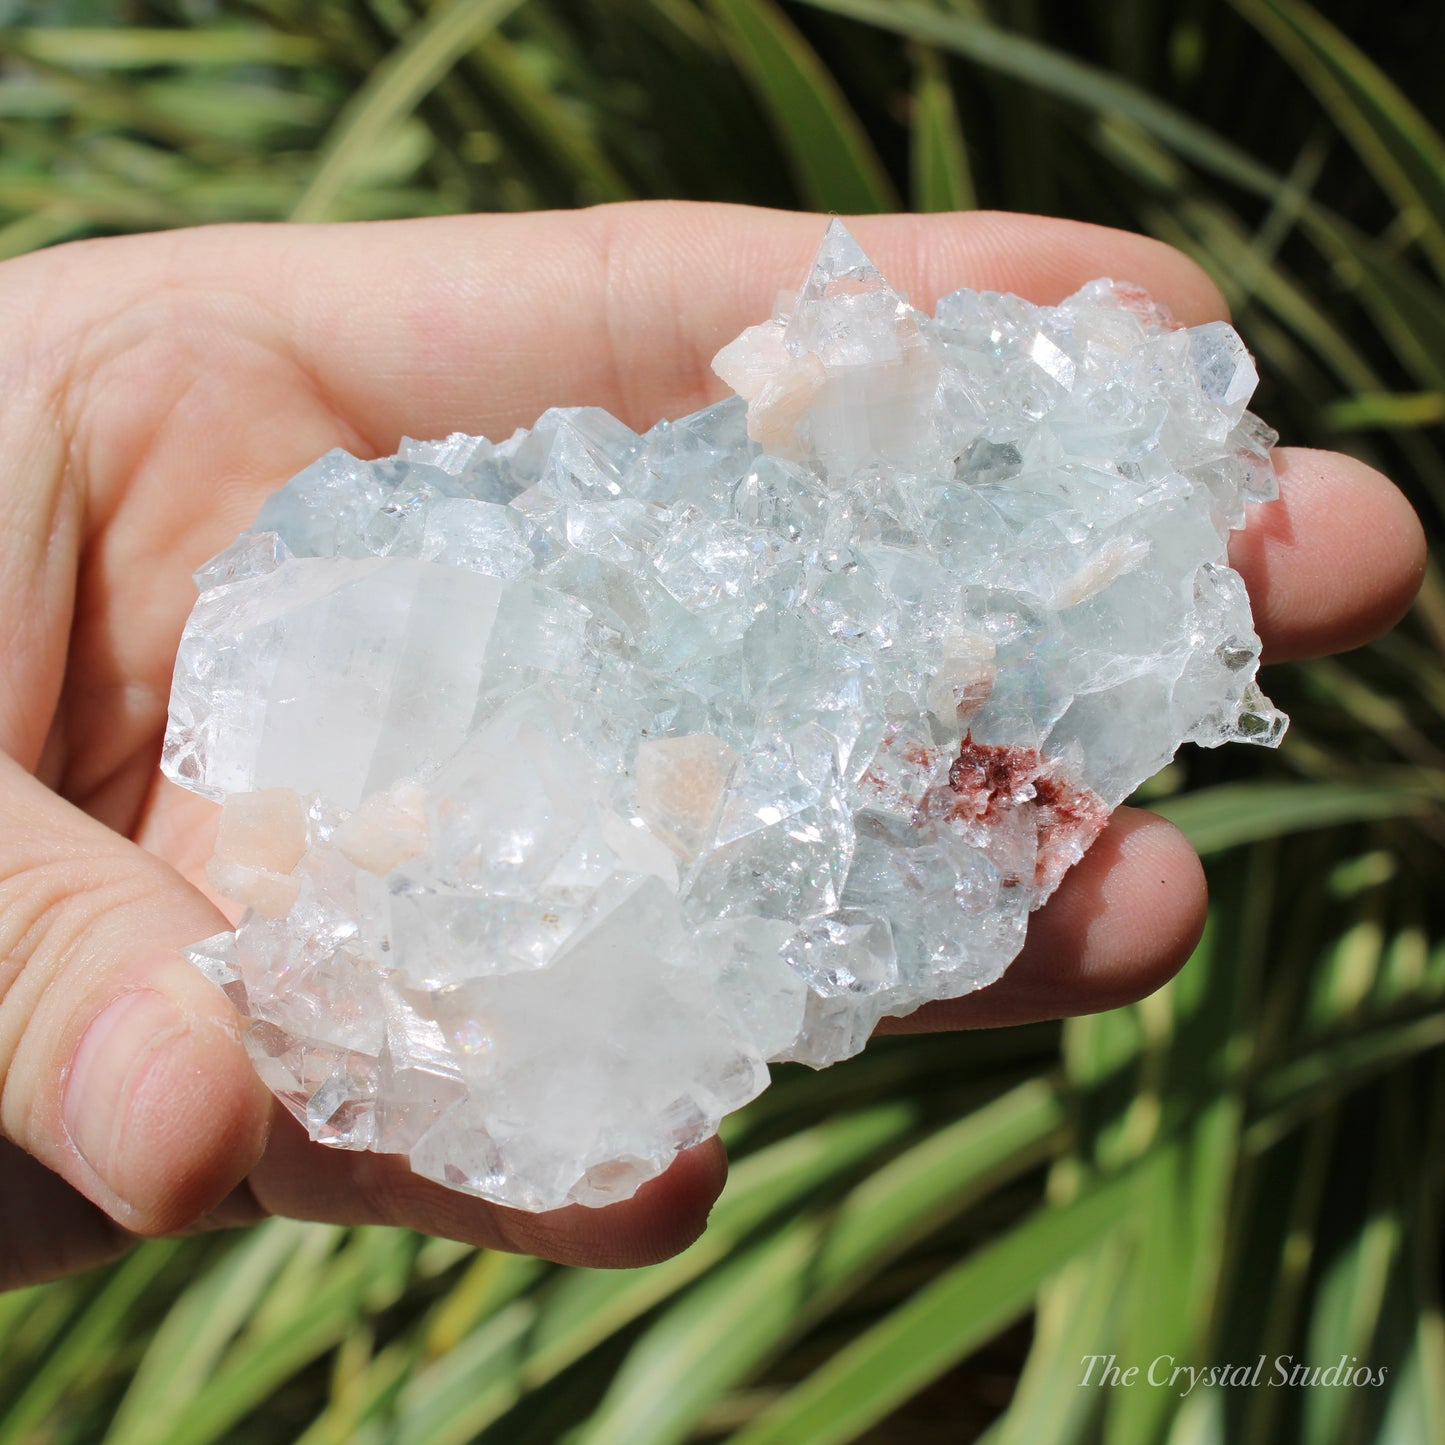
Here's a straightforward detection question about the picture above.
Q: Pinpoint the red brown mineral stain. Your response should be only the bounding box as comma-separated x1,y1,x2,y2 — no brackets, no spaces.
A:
921,734,1109,894
945,735,1045,820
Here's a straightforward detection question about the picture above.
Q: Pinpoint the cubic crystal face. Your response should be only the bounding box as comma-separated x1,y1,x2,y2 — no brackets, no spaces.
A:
165,222,1286,1211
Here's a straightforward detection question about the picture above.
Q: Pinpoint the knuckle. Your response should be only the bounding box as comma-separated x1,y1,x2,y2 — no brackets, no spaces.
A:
580,200,720,425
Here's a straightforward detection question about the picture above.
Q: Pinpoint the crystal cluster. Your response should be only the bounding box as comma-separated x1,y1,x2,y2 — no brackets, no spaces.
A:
165,223,1285,1211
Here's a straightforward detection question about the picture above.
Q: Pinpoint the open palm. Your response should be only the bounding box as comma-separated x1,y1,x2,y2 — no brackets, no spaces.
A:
0,203,1424,1290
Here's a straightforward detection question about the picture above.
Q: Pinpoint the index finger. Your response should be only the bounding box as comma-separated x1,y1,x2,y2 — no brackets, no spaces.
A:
283,202,1234,443
41,202,1229,450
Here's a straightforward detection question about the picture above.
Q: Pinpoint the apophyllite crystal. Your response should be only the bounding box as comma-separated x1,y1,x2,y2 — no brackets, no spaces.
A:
165,222,1286,1211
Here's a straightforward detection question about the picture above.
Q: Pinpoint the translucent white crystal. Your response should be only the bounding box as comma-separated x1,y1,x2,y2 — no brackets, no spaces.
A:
165,221,1286,1211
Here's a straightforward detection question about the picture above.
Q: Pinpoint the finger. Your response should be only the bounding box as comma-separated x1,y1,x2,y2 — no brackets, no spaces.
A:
0,1138,135,1289
1230,447,1426,663
246,1113,728,1269
879,808,1207,1033
267,204,1233,444
33,203,1228,485
0,753,272,1235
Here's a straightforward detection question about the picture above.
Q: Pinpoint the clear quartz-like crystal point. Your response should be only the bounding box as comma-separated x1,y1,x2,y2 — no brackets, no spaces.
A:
166,221,1286,1211
785,217,901,353
713,220,940,478
801,217,888,295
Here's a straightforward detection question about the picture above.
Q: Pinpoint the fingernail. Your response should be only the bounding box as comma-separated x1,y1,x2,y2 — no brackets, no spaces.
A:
64,990,189,1181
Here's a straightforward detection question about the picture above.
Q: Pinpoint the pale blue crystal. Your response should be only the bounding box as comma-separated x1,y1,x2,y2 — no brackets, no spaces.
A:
165,223,1286,1212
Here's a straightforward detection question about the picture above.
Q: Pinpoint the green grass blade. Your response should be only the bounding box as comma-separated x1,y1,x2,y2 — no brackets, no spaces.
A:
1151,780,1436,855
503,1112,913,1439
1376,919,1432,1009
1233,1112,1336,1445
1248,1014,1445,1154
703,0,896,213
910,47,975,212
1303,212,1445,393
293,1334,413,1445
1326,392,1445,430
1303,913,1385,1034
571,1226,820,1445
1304,657,1443,768
106,1222,317,1445
138,77,326,144
393,1300,537,1445
1394,1062,1445,1443
141,1230,409,1445
1299,1145,1401,1442
1231,0,1445,285
0,1242,182,1445
574,1080,1064,1445
420,1250,543,1358
0,209,89,259
522,1104,913,1369
0,1282,45,1352
0,26,324,68
795,0,1280,196
1104,881,1254,1441
1375,1307,1445,1445
394,1105,915,1443
729,1168,1136,1445
291,0,527,223
986,1242,1122,1445
0,74,69,120
1107,1121,1242,1444
810,1077,1065,1284
462,32,633,203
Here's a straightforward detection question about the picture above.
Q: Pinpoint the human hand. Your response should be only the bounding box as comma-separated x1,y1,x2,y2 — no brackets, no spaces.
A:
0,203,1424,1289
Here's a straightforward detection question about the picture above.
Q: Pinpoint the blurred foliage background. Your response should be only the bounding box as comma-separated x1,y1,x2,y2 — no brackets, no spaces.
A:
2,1,1444,1442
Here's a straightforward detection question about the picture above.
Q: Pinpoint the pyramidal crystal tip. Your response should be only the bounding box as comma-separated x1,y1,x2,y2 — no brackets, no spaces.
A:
798,218,891,303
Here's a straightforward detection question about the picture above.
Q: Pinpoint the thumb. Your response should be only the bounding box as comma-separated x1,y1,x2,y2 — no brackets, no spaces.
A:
0,753,270,1234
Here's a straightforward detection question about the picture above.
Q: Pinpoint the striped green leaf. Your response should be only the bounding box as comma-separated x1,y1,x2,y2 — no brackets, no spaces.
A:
293,0,527,223
1326,392,1445,431
795,0,1281,196
703,0,896,213
910,47,975,212
1231,0,1445,285
0,1244,182,1445
0,26,324,68
729,1167,1137,1445
575,1081,1064,1445
1153,781,1437,856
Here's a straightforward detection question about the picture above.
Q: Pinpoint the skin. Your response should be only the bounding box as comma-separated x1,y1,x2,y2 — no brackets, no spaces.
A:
0,202,1426,1290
